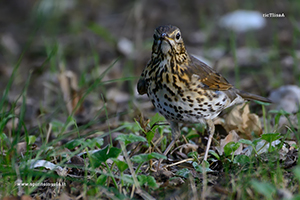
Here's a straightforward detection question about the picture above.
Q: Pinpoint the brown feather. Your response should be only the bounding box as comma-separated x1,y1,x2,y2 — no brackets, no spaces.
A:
237,90,272,103
187,56,272,103
187,56,233,90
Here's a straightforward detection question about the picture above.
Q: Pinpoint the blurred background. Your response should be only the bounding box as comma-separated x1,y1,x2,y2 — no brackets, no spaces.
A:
1,0,300,129
1,2,300,198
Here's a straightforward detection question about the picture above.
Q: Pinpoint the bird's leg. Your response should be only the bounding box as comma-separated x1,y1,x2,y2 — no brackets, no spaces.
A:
204,119,215,161
163,121,180,156
157,121,180,169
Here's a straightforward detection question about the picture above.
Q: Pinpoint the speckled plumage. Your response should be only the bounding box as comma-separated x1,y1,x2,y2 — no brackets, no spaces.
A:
137,25,271,161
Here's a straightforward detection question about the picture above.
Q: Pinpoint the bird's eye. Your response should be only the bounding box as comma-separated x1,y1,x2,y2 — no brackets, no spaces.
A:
175,32,181,40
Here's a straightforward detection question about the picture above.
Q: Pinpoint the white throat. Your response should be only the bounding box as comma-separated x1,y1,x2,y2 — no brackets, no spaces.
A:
161,40,171,54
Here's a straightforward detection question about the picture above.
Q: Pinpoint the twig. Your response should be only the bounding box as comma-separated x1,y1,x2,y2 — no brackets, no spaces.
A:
202,161,207,200
46,123,52,144
120,142,140,198
165,158,194,168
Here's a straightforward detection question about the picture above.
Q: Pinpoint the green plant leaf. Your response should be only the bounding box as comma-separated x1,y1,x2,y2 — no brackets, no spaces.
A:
0,132,8,140
148,152,167,160
84,137,104,149
85,137,104,148
121,174,134,185
254,100,271,106
123,121,141,133
115,133,147,146
0,132,10,146
111,158,128,173
87,187,98,196
146,130,155,144
90,145,121,168
161,136,167,152
224,141,240,157
291,195,300,200
149,113,166,128
261,133,281,143
137,175,158,189
0,114,14,130
238,139,253,145
192,161,213,173
185,127,199,140
96,174,107,185
65,138,86,150
28,135,36,145
268,109,291,115
90,145,109,167
250,180,276,198
187,151,199,159
233,155,250,165
293,166,300,181
176,168,190,178
208,150,220,160
50,120,65,132
269,110,291,125
107,146,122,158
94,137,104,148
252,138,262,146
131,152,166,163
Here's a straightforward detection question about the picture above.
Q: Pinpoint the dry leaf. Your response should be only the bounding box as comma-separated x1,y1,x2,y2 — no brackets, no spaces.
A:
224,103,262,139
286,141,297,151
17,142,27,155
29,159,68,176
58,68,83,115
6,117,19,131
216,130,243,155
58,193,73,200
70,155,85,166
107,155,125,165
170,143,198,155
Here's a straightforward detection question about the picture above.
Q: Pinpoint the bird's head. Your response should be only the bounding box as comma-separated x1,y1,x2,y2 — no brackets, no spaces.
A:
152,25,188,63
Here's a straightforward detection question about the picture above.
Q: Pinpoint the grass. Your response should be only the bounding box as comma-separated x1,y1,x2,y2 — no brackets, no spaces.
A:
1,1,300,199
1,50,299,199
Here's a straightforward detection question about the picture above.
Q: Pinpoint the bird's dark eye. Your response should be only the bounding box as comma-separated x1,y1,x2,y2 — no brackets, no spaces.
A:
176,32,181,40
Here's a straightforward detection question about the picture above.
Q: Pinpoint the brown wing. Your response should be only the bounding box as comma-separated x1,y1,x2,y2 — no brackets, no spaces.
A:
189,55,233,91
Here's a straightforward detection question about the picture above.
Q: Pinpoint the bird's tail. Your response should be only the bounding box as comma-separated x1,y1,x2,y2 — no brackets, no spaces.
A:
238,90,272,103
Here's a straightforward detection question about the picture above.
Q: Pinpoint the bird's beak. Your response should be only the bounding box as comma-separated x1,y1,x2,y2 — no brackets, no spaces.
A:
160,33,172,41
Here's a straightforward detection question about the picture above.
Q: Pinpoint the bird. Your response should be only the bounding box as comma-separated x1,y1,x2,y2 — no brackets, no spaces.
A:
137,25,271,161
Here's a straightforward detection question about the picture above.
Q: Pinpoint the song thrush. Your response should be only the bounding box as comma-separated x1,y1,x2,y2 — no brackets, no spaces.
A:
137,25,271,161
